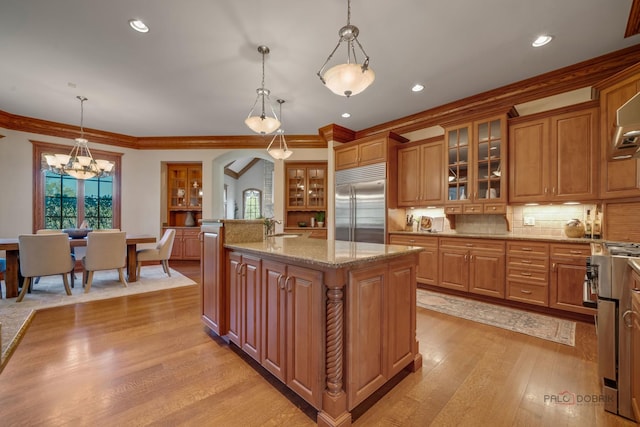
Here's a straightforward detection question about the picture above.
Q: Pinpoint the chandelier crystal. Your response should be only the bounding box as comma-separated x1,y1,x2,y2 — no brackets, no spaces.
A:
317,0,375,97
245,45,281,134
44,96,115,180
267,99,293,160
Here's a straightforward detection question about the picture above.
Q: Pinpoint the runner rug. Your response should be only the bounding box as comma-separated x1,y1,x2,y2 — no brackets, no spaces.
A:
0,265,196,370
416,289,576,346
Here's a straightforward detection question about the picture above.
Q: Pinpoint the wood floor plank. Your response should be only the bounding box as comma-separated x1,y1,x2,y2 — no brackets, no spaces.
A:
0,261,635,426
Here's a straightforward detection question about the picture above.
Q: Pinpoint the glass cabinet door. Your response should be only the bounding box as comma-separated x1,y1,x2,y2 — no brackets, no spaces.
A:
446,124,471,202
306,167,326,208
475,118,503,201
169,167,188,208
287,167,306,208
188,167,202,208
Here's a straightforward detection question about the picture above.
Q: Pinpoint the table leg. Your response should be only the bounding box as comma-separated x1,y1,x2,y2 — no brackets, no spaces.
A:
126,243,138,282
5,250,19,298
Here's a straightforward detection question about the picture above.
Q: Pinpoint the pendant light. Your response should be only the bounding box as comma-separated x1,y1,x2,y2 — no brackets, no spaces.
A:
267,99,293,160
44,96,115,180
317,0,375,97
245,45,281,134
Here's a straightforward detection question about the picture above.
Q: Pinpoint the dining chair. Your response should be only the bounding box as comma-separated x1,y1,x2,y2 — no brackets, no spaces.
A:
16,234,74,302
81,231,127,293
136,228,176,278
35,229,76,288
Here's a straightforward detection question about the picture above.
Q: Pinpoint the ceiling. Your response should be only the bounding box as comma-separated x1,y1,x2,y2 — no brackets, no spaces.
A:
1,0,640,138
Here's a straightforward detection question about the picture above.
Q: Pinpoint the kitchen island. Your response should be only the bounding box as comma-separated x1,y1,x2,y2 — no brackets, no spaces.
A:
201,224,423,426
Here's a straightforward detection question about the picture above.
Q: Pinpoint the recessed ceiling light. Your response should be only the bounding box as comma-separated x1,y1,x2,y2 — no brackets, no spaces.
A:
341,112,351,118
411,84,425,92
129,19,149,33
532,35,553,47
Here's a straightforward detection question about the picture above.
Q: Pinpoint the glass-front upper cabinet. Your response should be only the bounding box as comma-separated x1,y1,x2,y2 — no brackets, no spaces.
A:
446,123,472,202
474,117,504,201
286,163,326,209
168,163,202,209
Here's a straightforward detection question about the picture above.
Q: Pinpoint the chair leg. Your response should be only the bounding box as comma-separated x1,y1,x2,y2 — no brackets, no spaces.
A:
136,261,141,279
70,270,75,288
84,271,95,293
163,260,171,277
118,268,128,287
16,277,32,302
61,274,72,296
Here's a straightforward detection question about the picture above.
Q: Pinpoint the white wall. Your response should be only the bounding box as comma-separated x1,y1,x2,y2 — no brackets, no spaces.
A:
0,126,328,241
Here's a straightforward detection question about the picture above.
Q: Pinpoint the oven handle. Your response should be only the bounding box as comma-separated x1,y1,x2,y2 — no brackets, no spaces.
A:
582,276,597,309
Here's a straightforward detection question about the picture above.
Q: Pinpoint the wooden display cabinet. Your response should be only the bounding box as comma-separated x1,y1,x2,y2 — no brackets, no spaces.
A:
284,162,327,234
167,163,203,227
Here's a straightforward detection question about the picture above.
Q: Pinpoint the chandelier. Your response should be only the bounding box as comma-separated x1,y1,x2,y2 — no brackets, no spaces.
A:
44,96,115,180
317,0,375,97
245,45,281,135
267,99,292,160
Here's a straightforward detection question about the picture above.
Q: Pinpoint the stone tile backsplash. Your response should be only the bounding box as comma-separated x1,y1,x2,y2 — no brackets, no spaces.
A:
403,204,598,237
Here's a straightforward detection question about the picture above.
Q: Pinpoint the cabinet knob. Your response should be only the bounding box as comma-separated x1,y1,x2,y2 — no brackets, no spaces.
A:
491,207,496,211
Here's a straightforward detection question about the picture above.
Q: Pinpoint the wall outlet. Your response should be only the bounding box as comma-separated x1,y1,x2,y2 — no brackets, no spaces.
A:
524,216,536,226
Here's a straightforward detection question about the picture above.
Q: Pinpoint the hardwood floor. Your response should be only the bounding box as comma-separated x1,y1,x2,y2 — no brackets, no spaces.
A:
0,260,635,426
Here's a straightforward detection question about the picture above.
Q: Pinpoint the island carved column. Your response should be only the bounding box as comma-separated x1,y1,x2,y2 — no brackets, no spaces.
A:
318,267,351,427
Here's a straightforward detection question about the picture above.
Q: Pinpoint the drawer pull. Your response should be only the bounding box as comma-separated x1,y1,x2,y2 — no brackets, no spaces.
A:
521,247,533,251
520,289,533,295
520,272,533,276
465,243,474,247
521,260,532,264
569,250,582,254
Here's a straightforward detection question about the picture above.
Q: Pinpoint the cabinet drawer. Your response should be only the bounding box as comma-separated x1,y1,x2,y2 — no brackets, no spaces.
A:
182,228,200,237
389,234,437,247
483,203,506,214
440,238,504,252
463,204,483,214
550,243,590,259
506,281,548,306
507,241,549,258
507,267,548,283
507,255,548,270
444,205,463,215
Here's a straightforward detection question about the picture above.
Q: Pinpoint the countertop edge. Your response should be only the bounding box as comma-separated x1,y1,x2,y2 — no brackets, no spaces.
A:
388,231,599,244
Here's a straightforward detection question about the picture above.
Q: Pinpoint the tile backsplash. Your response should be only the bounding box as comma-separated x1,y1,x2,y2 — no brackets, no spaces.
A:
401,204,598,237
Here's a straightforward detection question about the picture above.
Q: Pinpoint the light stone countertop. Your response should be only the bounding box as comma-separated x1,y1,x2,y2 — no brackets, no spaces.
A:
388,230,601,245
225,237,424,269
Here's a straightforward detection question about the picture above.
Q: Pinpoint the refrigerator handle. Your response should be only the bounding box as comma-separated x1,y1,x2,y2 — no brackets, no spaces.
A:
350,185,355,242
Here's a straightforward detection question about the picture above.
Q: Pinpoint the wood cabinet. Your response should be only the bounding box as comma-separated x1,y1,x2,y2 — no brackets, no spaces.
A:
549,243,595,315
388,233,438,286
167,163,202,227
284,162,327,233
227,252,262,362
397,138,445,207
164,227,200,260
631,275,640,421
261,259,323,407
597,70,640,199
509,105,598,203
438,238,505,298
506,241,549,306
201,223,225,335
334,132,408,171
444,115,507,214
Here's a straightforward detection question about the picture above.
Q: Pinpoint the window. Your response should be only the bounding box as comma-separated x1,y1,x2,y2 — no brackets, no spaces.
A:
243,188,262,219
33,140,122,231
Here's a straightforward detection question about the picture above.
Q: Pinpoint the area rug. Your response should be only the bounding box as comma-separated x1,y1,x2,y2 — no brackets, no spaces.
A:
0,265,197,370
416,289,576,346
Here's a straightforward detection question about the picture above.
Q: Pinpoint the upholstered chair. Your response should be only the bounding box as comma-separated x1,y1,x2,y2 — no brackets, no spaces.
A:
136,228,176,278
16,233,74,302
81,231,127,293
35,229,76,288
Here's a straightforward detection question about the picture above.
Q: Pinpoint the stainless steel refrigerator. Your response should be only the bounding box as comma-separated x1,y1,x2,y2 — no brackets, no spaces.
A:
335,163,386,244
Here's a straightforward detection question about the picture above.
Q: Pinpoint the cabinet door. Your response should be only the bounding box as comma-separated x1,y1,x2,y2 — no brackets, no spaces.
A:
187,166,202,208
182,229,201,260
261,260,287,382
358,138,387,166
550,259,592,315
241,255,262,362
417,244,438,286
227,252,243,346
551,108,598,201
168,165,188,208
202,229,225,335
421,141,445,205
347,263,388,408
469,250,505,298
335,145,359,170
632,286,640,421
397,145,420,206
286,167,307,209
509,119,550,203
600,78,640,199
286,265,323,407
474,117,505,203
438,248,469,291
445,123,472,203
306,166,326,209
387,258,417,377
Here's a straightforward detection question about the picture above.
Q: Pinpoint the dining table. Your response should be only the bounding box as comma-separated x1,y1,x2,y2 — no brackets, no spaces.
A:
0,234,156,298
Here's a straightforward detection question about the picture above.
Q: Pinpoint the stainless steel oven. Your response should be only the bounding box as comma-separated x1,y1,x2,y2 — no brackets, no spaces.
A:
585,242,637,421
